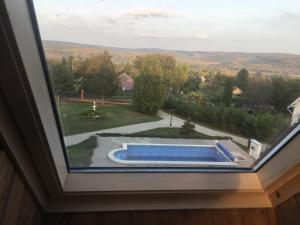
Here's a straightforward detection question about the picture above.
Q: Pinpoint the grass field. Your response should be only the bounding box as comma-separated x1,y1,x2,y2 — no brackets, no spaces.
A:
99,128,249,152
133,127,211,138
67,136,97,167
98,127,231,140
57,102,161,135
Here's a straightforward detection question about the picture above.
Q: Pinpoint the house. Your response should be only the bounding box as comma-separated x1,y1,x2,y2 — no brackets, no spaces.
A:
287,97,300,125
118,72,134,91
232,86,243,95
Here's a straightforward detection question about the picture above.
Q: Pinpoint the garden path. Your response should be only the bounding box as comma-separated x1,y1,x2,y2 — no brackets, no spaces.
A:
64,111,249,147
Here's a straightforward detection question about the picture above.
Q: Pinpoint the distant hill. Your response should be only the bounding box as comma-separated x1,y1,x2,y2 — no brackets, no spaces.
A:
43,40,300,77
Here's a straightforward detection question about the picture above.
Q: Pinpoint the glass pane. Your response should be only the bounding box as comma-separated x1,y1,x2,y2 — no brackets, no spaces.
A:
33,0,300,170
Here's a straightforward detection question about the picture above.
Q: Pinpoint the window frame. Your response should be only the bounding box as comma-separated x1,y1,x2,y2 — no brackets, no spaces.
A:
1,0,300,211
30,0,299,174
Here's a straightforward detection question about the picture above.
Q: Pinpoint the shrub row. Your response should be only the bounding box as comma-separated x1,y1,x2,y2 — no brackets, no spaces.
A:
97,132,231,140
165,96,290,143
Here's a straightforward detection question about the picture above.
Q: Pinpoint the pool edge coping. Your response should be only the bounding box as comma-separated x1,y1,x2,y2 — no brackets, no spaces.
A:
108,142,237,166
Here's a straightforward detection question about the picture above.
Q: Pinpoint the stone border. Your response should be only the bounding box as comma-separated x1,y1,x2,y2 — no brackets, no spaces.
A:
108,142,236,166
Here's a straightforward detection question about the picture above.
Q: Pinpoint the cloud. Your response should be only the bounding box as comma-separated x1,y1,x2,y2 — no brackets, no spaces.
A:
193,34,209,40
126,8,177,20
274,12,300,31
137,33,169,38
281,12,300,21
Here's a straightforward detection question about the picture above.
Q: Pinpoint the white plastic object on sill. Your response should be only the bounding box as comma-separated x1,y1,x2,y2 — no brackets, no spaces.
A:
249,139,263,160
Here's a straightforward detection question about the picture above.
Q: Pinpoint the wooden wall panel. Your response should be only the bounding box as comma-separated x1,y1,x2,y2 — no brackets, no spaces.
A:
2,174,25,225
41,169,300,225
189,210,216,225
43,214,70,225
296,193,300,208
267,208,283,225
132,211,158,225
43,191,300,225
155,210,190,225
17,190,42,225
241,208,269,225
278,196,300,225
0,149,42,225
43,208,281,225
70,213,99,225
0,151,14,220
214,209,243,225
101,211,131,225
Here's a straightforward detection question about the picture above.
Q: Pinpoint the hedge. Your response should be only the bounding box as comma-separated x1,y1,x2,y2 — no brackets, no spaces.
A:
165,96,290,143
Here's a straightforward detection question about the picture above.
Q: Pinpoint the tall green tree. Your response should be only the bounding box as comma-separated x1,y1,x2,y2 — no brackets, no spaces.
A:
122,62,134,75
223,77,234,106
183,72,202,93
243,78,272,108
50,57,75,97
73,57,89,91
134,54,185,93
133,74,165,114
235,68,249,90
83,52,118,97
172,63,189,92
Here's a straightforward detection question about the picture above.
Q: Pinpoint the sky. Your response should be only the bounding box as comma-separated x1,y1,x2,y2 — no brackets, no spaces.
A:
33,0,300,54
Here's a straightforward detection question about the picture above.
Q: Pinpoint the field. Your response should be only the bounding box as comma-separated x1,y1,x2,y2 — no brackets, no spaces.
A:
57,102,161,135
44,40,300,78
99,128,248,152
66,136,97,167
99,127,230,140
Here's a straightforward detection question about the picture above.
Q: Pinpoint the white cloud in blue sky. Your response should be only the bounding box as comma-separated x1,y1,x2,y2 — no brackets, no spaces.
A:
33,0,300,54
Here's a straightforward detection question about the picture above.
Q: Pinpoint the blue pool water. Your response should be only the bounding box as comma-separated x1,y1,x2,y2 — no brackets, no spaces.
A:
110,143,234,164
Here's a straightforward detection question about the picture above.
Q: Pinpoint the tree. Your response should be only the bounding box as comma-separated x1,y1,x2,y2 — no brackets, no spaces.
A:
183,72,202,93
134,54,183,93
133,74,165,114
136,54,164,77
235,68,249,90
122,62,134,75
180,117,195,135
199,72,227,103
72,57,89,92
171,63,189,92
269,76,300,111
50,57,75,97
83,52,119,97
223,77,234,106
270,76,290,111
243,78,272,109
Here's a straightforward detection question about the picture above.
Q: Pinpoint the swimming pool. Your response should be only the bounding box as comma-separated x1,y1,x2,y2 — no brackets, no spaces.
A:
108,142,236,166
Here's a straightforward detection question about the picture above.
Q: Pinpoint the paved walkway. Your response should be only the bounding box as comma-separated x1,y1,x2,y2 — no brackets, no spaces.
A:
64,111,249,146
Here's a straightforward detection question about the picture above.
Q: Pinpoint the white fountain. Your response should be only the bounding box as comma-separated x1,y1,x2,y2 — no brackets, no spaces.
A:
92,101,97,111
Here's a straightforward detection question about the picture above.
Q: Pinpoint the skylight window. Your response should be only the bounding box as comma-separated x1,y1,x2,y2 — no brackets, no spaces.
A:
32,0,300,171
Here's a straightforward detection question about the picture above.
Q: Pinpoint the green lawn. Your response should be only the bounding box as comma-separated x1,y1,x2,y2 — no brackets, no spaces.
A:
57,102,161,135
66,136,97,167
132,127,215,139
99,127,231,140
99,127,249,152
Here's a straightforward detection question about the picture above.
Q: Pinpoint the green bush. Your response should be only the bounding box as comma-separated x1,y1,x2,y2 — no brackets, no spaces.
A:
97,129,231,140
78,109,106,120
133,74,165,114
165,96,290,142
180,117,196,135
